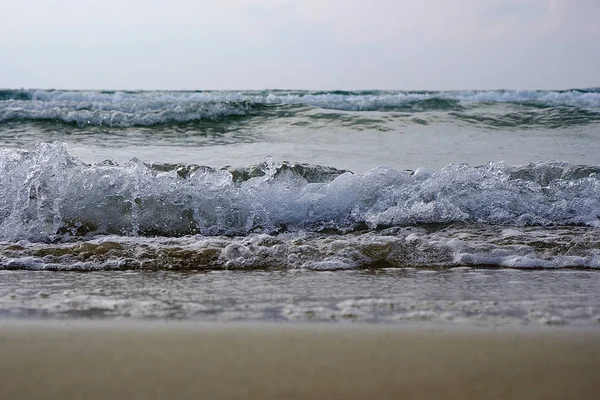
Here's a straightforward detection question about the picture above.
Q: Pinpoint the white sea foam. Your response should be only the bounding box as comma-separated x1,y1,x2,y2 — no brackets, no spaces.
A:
1,225,599,271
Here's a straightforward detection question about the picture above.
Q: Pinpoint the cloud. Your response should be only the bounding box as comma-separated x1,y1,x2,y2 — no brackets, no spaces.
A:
0,0,598,89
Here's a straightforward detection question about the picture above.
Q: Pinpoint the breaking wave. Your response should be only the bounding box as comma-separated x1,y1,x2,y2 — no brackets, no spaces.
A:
1,143,600,242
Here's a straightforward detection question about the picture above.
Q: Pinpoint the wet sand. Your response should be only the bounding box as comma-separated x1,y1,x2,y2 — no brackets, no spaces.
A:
1,321,599,400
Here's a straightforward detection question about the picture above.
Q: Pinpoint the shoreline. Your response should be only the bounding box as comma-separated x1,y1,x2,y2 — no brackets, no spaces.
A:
1,320,599,399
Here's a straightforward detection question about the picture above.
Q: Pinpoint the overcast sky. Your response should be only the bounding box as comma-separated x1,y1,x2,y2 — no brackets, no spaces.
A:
1,0,598,90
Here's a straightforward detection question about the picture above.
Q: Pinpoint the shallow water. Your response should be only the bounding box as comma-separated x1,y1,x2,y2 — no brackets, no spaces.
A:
2,269,599,327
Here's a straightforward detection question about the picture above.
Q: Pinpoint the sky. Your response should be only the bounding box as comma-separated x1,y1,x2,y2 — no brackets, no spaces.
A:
1,0,598,90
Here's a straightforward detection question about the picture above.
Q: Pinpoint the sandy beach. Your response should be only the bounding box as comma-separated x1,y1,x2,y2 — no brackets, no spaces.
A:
1,321,599,400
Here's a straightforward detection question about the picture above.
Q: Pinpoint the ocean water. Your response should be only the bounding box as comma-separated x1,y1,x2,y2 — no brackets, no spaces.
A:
1,88,600,326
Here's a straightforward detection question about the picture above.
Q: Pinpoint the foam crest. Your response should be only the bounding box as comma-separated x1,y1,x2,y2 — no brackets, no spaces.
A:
449,89,600,108
0,94,254,127
1,143,600,241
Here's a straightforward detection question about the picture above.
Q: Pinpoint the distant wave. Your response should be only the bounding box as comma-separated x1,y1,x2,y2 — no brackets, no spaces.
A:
1,143,600,242
1,89,600,128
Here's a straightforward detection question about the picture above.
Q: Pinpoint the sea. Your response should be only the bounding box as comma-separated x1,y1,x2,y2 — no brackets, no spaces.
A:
1,88,600,326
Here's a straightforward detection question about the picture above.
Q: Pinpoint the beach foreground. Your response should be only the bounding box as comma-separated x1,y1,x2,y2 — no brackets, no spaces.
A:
1,322,599,400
